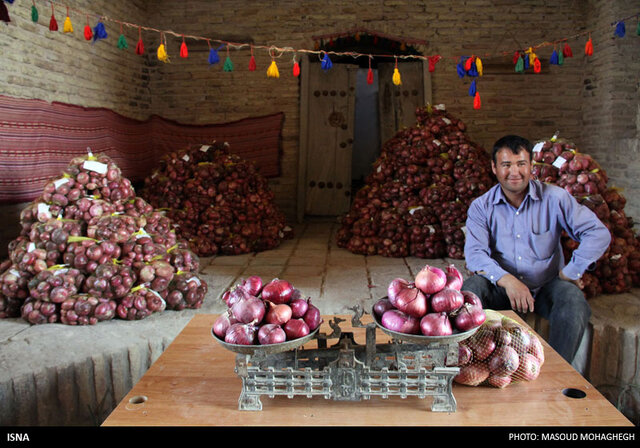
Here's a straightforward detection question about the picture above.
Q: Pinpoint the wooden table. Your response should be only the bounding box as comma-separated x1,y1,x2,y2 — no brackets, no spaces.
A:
102,311,633,427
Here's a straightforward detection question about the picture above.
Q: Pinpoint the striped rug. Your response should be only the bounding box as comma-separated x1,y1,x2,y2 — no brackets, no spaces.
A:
0,95,284,203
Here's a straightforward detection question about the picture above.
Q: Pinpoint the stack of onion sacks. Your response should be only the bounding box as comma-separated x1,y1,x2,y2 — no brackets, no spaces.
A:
213,276,322,346
373,264,486,337
454,310,545,388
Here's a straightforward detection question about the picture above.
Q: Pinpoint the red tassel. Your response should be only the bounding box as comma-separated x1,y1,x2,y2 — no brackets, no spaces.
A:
135,27,144,55
533,57,541,73
49,13,58,31
473,92,481,109
83,16,92,40
366,67,374,84
464,56,474,71
563,43,573,58
428,55,441,72
585,37,593,56
248,47,257,71
180,38,188,58
512,51,520,65
293,61,300,77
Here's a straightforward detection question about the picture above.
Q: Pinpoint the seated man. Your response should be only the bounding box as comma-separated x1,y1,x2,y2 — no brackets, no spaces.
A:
462,135,611,363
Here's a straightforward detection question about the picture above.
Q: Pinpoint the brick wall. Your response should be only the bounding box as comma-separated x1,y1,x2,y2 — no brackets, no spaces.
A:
0,0,638,233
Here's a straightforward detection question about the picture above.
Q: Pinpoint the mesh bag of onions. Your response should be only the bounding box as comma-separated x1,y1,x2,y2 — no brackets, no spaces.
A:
372,264,487,337
455,310,545,388
213,276,322,346
0,149,208,325
139,141,292,257
337,104,496,259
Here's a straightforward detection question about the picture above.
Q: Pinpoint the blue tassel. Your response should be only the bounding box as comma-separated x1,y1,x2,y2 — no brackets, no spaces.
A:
614,21,626,38
468,79,476,96
523,55,530,70
549,50,559,65
467,64,478,77
456,60,466,78
4,0,15,3
208,45,223,65
92,21,108,42
321,53,333,71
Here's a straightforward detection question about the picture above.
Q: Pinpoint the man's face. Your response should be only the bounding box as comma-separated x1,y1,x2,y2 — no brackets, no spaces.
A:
492,147,532,196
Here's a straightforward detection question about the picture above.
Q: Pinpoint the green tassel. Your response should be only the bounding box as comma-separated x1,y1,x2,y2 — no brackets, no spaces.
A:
514,56,524,73
636,20,640,36
117,34,128,50
31,5,38,23
558,51,564,66
223,56,234,72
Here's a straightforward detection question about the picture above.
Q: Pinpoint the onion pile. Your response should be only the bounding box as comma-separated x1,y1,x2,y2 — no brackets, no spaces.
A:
373,264,486,336
139,141,293,257
0,151,208,325
213,276,322,346
455,311,545,388
337,104,495,259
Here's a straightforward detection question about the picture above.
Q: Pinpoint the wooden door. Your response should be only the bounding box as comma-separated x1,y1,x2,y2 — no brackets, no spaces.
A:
377,61,426,146
304,63,357,216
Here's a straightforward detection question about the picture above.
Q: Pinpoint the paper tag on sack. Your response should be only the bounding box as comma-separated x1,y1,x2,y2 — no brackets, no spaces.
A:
37,203,51,217
409,206,424,215
187,276,202,287
27,242,35,252
53,178,70,189
434,104,446,110
9,269,21,277
552,156,567,169
442,117,451,125
427,225,435,235
433,139,441,146
83,160,108,175
532,142,544,153
461,226,467,236
199,145,210,153
182,154,190,162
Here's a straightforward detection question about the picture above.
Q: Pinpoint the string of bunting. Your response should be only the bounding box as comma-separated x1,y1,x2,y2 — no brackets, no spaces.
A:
2,1,639,110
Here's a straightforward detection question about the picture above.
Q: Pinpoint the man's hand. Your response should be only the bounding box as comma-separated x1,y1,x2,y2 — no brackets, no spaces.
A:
497,274,535,313
559,270,584,289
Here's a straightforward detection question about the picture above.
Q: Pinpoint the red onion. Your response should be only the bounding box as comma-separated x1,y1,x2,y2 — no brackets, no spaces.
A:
430,287,464,313
302,299,322,330
458,343,473,365
462,290,483,307
454,364,490,386
419,312,453,336
392,284,428,318
261,278,294,304
289,296,309,318
265,301,292,326
230,296,265,324
373,297,394,317
452,303,486,331
488,346,520,375
258,324,287,345
240,275,263,296
387,278,410,303
225,322,257,345
225,285,254,307
444,264,463,291
213,310,237,339
284,318,310,340
381,309,420,334
414,265,447,295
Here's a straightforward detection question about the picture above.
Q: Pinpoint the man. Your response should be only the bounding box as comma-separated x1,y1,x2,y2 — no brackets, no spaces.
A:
462,135,611,363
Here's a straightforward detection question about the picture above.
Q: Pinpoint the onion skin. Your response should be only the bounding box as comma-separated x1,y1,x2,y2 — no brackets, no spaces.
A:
419,312,453,336
224,323,257,345
258,324,287,345
387,278,410,303
240,275,263,296
373,297,394,317
461,290,483,308
302,299,322,330
213,311,237,339
230,296,266,324
381,309,420,334
393,285,428,318
444,264,464,291
284,318,310,340
414,265,447,295
289,297,309,318
452,303,486,332
430,287,464,313
265,302,292,326
262,278,294,304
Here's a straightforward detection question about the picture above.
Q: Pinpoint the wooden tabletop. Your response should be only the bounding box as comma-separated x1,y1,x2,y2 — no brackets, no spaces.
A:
102,311,633,427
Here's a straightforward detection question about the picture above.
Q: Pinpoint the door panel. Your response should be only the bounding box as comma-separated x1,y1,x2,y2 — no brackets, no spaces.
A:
304,64,356,216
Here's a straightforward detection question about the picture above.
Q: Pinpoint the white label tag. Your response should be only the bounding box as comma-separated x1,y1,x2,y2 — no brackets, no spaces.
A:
199,145,210,153
461,226,467,236
83,160,108,175
53,178,70,189
552,156,567,169
377,165,382,173
427,225,435,235
9,269,20,277
182,154,190,162
37,203,51,216
151,171,158,179
27,242,35,252
409,206,423,215
187,276,202,287
433,139,441,146
532,142,544,153
442,117,451,125
434,104,446,110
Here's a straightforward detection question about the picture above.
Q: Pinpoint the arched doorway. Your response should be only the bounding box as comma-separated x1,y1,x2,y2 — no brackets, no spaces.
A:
297,30,432,221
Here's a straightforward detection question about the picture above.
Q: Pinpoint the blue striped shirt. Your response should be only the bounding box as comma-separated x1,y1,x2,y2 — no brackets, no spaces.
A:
464,180,611,293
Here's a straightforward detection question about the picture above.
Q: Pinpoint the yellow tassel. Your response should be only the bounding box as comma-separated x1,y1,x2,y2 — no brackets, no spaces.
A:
475,57,483,76
392,67,402,85
63,16,73,33
525,47,537,66
157,43,169,63
267,60,279,78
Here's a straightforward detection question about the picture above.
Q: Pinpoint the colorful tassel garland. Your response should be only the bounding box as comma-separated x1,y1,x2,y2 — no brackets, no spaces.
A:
468,79,476,97
135,27,144,54
585,37,593,56
473,91,481,110
533,57,541,73
475,57,483,76
92,21,107,42
614,21,625,38
63,15,73,33
523,55,530,70
0,2,9,23
267,60,279,78
31,3,38,23
467,62,478,77
428,55,441,72
117,34,128,50
514,56,524,73
549,49,559,65
321,52,332,71
180,37,188,58
563,43,573,58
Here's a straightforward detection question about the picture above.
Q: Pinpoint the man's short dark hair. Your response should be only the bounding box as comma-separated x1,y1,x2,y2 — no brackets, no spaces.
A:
492,135,532,164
